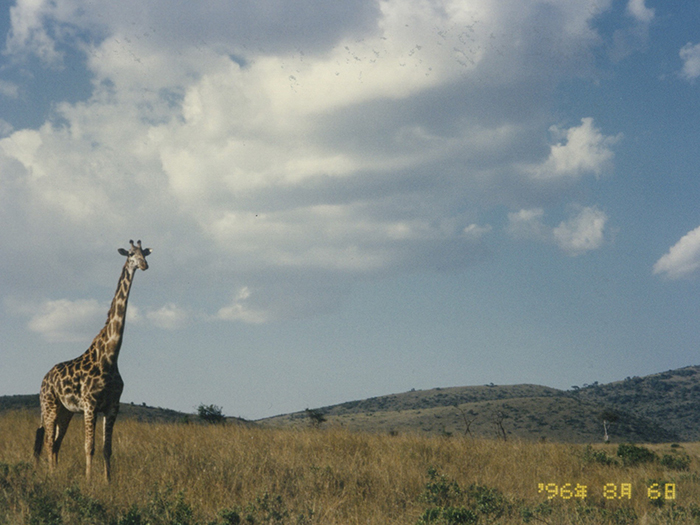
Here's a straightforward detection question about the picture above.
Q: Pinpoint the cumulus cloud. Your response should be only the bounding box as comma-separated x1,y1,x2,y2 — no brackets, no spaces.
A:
5,0,64,63
6,0,380,65
653,226,700,279
553,206,608,256
529,118,620,180
217,287,269,325
626,0,654,24
680,42,700,81
508,206,608,256
0,0,621,323
146,303,189,330
463,223,492,238
8,296,188,341
607,0,654,62
17,298,104,343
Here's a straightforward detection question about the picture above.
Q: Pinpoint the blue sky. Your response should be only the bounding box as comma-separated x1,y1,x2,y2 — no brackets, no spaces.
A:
1,0,699,420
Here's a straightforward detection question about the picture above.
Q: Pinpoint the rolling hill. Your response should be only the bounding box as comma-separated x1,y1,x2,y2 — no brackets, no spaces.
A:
258,366,700,443
0,394,191,423
3,365,700,443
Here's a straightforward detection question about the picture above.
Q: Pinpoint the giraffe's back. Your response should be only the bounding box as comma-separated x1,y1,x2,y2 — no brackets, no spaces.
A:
41,353,123,414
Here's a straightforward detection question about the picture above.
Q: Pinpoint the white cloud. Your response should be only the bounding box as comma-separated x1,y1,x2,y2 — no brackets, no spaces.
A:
5,0,63,63
529,118,620,180
146,303,189,330
680,42,700,81
217,287,269,325
20,298,104,343
463,223,492,238
8,295,188,340
653,226,700,279
126,304,142,324
553,206,608,256
606,0,653,62
626,0,654,24
508,206,608,256
0,0,622,322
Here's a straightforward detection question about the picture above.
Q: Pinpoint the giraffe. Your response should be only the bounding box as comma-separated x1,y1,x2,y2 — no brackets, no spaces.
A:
34,240,151,481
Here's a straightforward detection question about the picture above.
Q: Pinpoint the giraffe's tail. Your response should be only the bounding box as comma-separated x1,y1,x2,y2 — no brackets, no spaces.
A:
34,426,45,460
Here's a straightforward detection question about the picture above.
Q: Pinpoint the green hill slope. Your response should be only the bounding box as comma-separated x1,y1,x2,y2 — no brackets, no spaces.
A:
574,365,700,441
0,394,190,423
4,364,699,442
258,382,679,443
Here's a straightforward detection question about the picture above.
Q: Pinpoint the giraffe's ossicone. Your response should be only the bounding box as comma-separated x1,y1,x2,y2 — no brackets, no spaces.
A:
34,240,151,482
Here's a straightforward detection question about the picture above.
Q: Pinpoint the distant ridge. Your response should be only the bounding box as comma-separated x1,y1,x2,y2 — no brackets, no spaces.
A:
258,366,700,443
4,365,700,442
0,394,192,424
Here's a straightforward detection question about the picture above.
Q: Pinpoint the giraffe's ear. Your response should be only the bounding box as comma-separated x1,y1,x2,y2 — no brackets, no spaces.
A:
118,248,129,256
143,248,152,256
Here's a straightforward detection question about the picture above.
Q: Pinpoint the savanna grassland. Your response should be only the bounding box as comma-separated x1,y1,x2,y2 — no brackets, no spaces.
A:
1,410,700,525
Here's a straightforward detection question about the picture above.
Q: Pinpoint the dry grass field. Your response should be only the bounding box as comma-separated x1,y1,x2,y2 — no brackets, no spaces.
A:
1,409,700,524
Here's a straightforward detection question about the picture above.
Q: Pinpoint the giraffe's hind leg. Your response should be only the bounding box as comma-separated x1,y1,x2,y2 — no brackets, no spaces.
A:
103,407,120,482
49,406,73,470
83,410,97,480
42,410,57,471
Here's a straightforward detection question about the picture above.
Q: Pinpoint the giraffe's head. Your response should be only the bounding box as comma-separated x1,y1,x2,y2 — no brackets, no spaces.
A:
118,240,152,271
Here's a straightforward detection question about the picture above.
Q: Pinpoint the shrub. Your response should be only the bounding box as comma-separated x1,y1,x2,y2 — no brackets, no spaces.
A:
141,485,193,525
521,501,553,523
197,404,225,424
582,444,617,466
616,443,657,466
115,506,144,525
62,486,108,524
305,408,327,428
216,508,242,525
422,467,461,507
28,492,62,525
418,468,510,525
660,452,691,471
466,484,509,518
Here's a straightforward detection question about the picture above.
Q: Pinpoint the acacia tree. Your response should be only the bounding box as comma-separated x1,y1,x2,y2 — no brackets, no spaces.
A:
453,403,478,437
493,411,507,441
305,408,327,428
599,409,619,442
198,403,226,424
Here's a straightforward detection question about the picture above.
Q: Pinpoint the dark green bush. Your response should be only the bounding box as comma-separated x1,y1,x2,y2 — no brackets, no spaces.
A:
660,452,691,471
422,467,461,507
616,443,657,466
418,506,477,525
582,444,617,466
466,484,509,518
197,404,226,424
417,468,510,525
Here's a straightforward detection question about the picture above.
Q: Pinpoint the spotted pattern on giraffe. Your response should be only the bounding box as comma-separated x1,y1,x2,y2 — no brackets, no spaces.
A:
34,240,151,482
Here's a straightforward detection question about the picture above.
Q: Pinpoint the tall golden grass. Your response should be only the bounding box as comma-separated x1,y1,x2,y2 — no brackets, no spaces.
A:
1,409,699,524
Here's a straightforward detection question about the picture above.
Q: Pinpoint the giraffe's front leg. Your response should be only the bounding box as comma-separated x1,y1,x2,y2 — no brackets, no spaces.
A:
103,408,119,482
84,410,97,479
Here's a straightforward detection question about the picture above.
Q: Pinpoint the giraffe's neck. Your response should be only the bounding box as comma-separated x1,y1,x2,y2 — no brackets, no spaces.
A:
94,263,136,365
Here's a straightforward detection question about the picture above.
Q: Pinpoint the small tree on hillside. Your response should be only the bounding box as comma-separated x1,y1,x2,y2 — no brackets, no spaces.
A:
198,403,226,424
599,409,619,442
305,408,326,428
493,410,507,441
453,403,478,437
